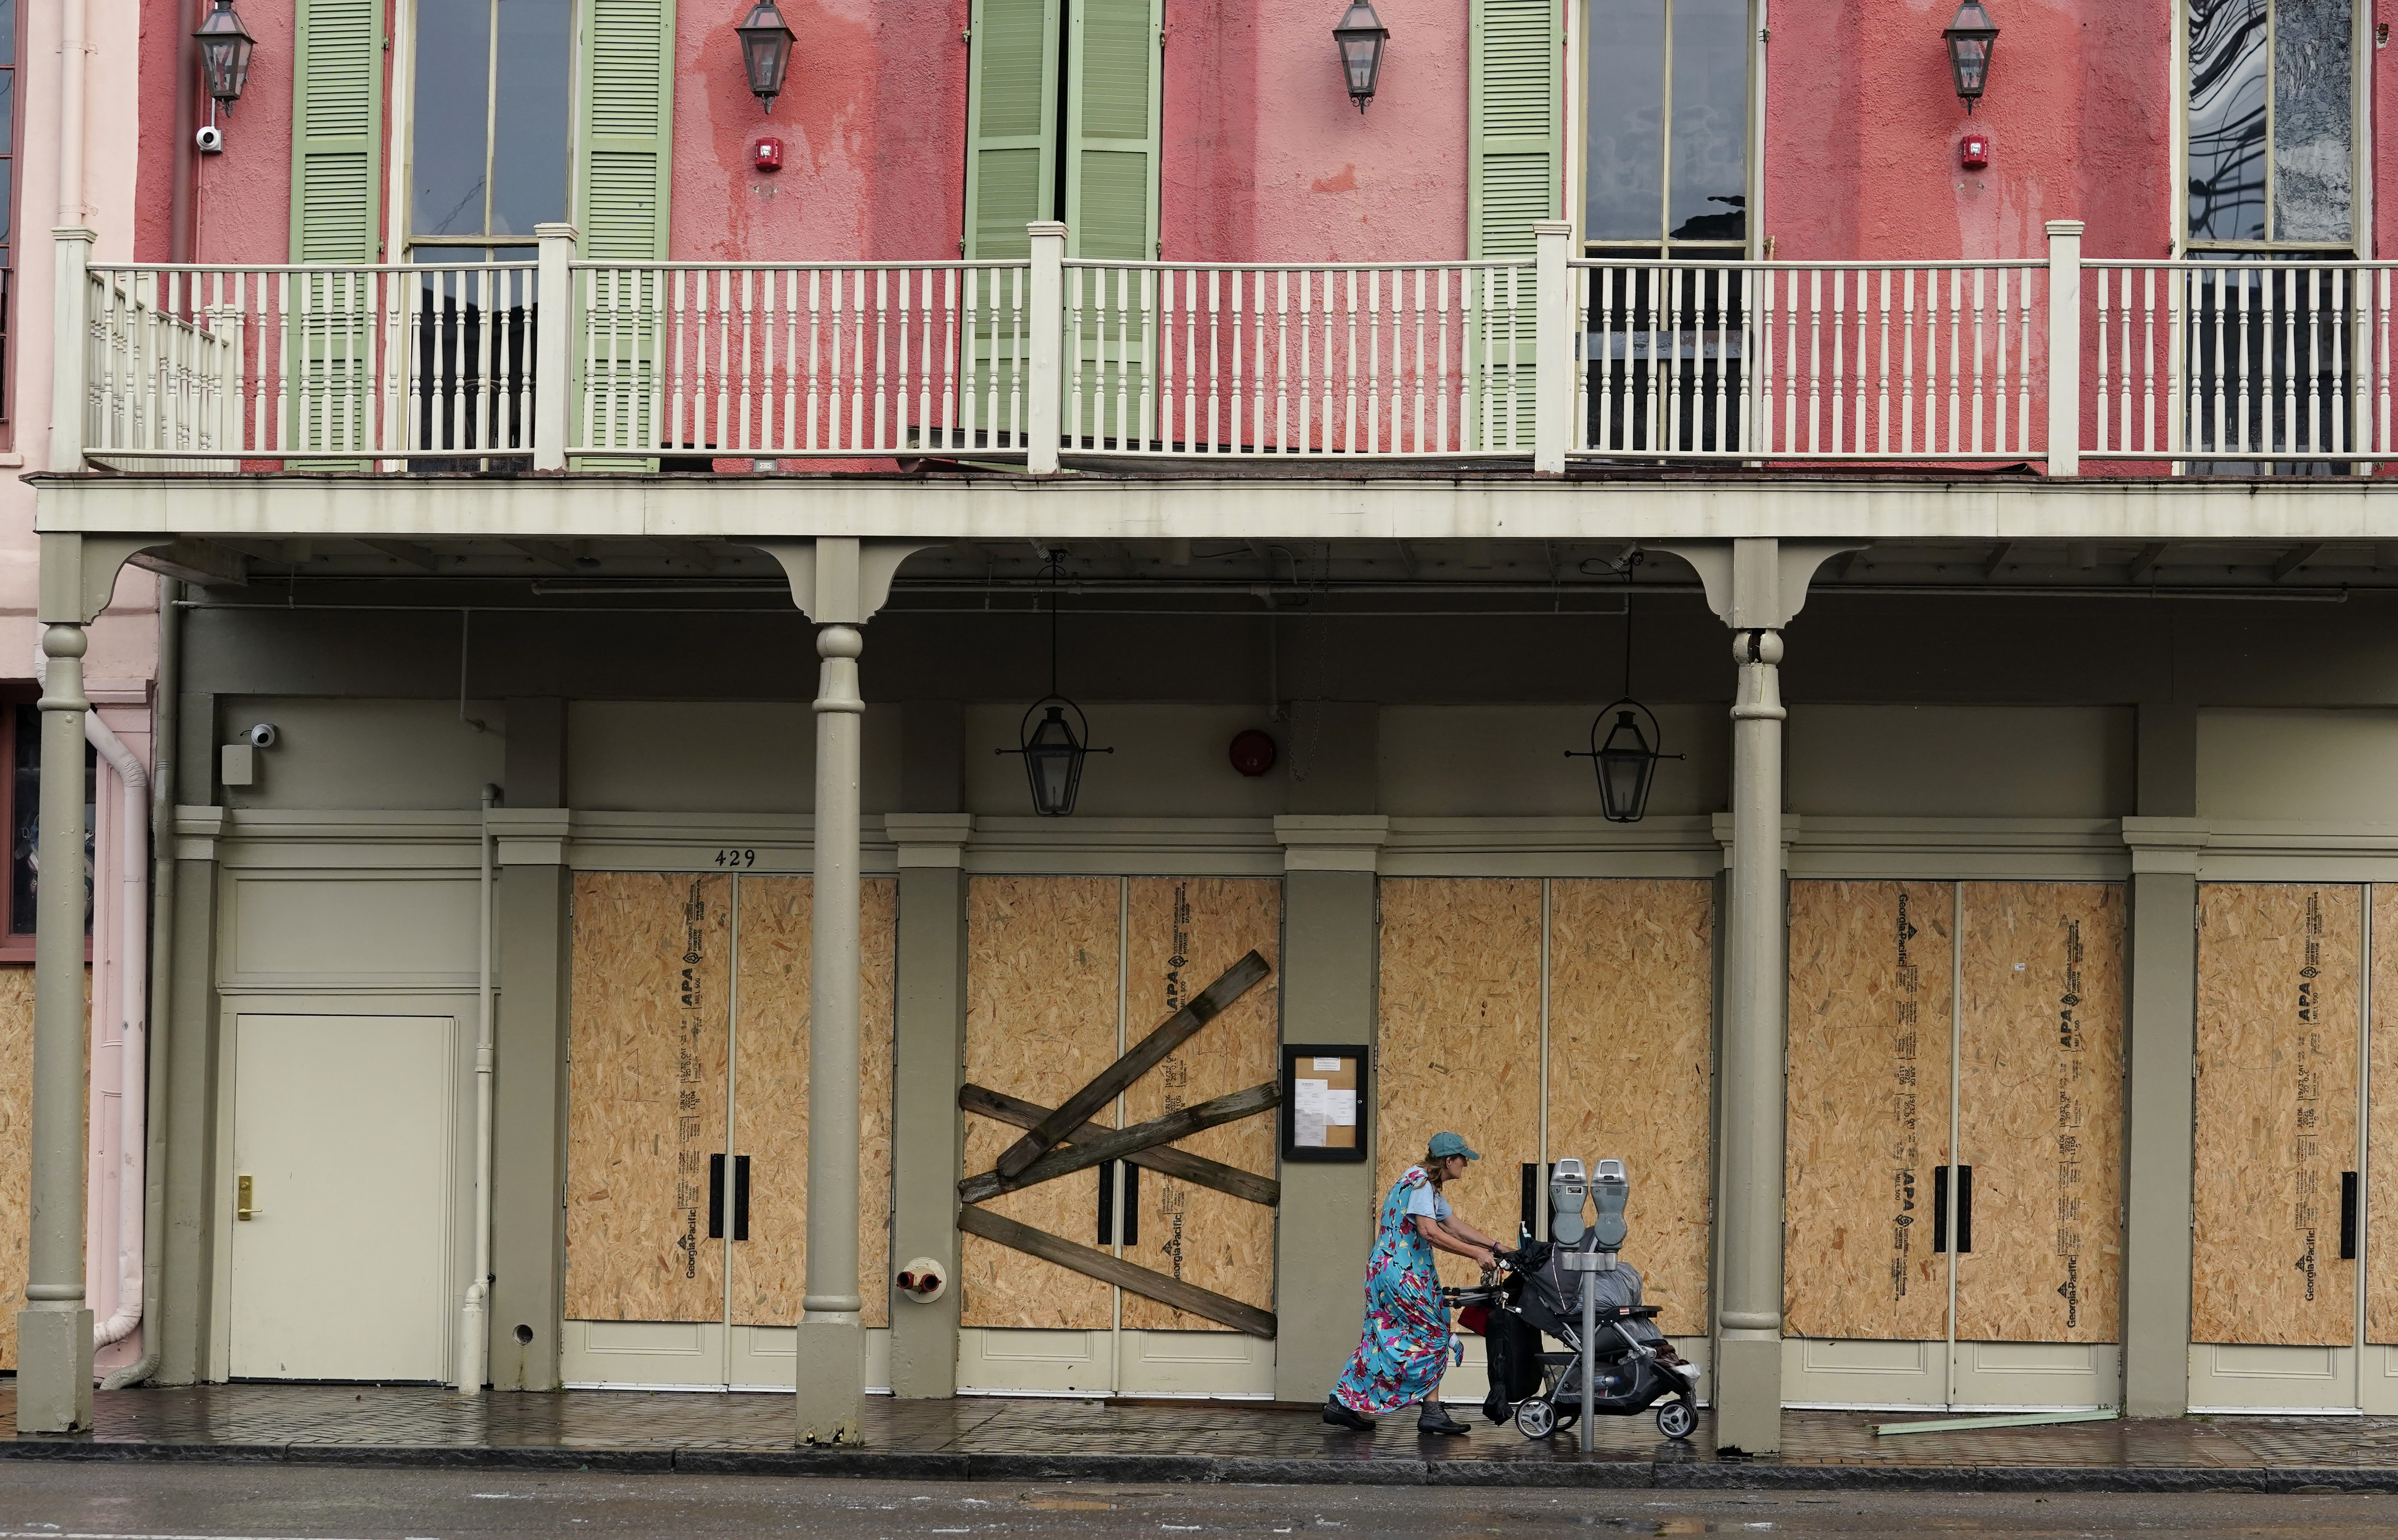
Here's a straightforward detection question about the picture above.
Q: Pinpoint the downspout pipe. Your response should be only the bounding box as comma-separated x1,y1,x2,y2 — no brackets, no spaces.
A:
458,782,498,1392
100,579,177,1390
82,711,147,1353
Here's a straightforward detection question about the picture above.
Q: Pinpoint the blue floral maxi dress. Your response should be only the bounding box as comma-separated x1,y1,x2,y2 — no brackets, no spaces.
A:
1330,1166,1451,1414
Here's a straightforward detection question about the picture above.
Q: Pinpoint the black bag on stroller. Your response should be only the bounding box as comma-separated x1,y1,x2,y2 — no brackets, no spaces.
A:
1452,1236,1701,1441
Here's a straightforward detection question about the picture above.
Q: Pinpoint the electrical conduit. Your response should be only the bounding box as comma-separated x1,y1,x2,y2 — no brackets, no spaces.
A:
458,783,499,1391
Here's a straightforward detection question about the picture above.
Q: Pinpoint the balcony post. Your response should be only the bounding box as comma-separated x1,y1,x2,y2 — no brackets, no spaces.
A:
1534,220,1574,474
2046,219,2083,478
49,227,94,473
1026,222,1066,475
533,223,578,473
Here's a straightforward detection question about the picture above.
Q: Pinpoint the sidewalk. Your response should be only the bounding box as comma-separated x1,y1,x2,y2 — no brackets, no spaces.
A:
6,1384,2398,1491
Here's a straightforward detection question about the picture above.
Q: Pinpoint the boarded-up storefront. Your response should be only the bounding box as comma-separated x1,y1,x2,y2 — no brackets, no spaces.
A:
560,872,895,1389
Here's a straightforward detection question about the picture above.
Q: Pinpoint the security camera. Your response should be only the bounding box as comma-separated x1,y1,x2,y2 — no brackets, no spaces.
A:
244,723,278,750
195,124,225,154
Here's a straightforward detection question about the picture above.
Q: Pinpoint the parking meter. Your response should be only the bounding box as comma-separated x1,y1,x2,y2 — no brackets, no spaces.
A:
1591,1158,1629,1254
1548,1158,1588,1244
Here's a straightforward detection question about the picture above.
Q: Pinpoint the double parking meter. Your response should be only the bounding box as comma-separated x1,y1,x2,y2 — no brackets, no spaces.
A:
1550,1157,1630,1452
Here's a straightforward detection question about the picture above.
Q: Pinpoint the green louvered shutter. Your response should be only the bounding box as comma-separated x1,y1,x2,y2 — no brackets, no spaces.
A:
289,0,381,463
1061,0,1159,447
964,0,1060,261
574,0,675,466
1469,0,1558,449
1063,0,1159,262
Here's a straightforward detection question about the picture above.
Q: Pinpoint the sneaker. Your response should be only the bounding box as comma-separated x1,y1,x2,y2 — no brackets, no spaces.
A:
1322,1396,1374,1431
1416,1400,1469,1436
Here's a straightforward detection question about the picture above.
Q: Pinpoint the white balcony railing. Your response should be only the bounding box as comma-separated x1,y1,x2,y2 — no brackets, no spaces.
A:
2088,258,2398,464
81,260,536,464
67,218,2395,477
571,261,1031,460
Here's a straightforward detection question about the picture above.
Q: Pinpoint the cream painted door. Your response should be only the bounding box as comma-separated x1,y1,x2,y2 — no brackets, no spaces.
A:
229,1014,454,1381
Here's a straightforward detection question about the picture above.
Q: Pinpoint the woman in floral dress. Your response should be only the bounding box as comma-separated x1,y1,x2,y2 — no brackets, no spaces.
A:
1323,1131,1507,1436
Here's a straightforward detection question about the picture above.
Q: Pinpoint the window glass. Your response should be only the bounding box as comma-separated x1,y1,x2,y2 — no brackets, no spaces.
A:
2186,0,2352,246
412,0,492,237
489,0,572,237
412,0,569,246
1583,1,1664,242
2272,0,2351,241
1666,0,1746,241
1584,0,1746,248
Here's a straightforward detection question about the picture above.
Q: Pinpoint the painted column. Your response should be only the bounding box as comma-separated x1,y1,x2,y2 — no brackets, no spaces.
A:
799,618,868,1443
1270,813,1389,1402
1656,537,1855,1457
1714,620,1787,1455
2120,705,2204,1418
17,617,95,1431
491,796,573,1392
885,812,972,1398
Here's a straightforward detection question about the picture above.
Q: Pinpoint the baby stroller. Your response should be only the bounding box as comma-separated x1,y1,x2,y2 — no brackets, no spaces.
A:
1449,1234,1701,1441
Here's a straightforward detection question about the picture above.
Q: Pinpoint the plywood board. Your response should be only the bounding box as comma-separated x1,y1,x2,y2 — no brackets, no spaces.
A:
961,876,1121,1329
1786,881,1955,1342
730,877,897,1329
2192,884,2360,1347
1547,879,1714,1338
1954,883,2126,1344
565,873,730,1323
1120,878,1280,1331
2370,885,2398,1343
0,966,33,1370
1376,879,1542,1292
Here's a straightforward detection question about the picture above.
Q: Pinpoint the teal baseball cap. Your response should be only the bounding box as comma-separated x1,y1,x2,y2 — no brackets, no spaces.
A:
1428,1131,1481,1160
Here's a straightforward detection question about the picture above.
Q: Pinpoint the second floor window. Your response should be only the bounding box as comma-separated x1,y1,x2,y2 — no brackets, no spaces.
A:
1582,0,1748,256
409,0,573,260
2187,0,2355,249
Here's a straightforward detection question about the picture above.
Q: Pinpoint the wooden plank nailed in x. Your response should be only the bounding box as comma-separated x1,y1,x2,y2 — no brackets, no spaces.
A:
959,1081,1280,1205
958,1083,1280,1207
956,1206,1277,1339
991,949,1273,1180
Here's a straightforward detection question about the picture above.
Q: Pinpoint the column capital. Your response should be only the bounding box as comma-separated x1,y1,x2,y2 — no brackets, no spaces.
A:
1273,814,1391,873
489,807,573,866
1711,812,1803,871
885,812,973,869
1652,538,1866,631
2121,816,2210,875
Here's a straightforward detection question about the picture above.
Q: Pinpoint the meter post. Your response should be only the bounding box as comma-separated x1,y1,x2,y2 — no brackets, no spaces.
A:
1548,1159,1594,1454
1587,1159,1631,1454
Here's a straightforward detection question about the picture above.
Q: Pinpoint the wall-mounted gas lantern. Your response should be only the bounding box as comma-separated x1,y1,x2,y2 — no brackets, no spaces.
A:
738,0,798,113
194,0,256,111
1332,0,1388,112
1943,0,1998,114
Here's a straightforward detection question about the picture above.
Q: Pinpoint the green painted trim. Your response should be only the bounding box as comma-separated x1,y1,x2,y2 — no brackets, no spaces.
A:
963,0,1062,260
290,0,385,264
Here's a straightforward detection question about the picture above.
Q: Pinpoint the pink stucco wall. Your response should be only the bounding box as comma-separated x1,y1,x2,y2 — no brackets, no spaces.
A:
1164,0,1469,262
180,0,302,264
1766,0,2172,261
667,0,966,261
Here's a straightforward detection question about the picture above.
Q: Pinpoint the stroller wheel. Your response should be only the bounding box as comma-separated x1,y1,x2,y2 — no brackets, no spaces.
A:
1655,1398,1696,1440
1513,1398,1557,1440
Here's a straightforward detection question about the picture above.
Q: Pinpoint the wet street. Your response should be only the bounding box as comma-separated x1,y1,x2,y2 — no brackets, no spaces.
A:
1,1464,2395,1538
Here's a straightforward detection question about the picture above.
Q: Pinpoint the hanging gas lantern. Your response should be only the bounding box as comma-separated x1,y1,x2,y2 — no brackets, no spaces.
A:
999,552,1112,817
1563,550,1681,823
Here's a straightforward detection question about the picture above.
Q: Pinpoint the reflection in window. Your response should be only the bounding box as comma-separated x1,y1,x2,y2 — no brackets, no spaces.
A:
2187,0,2352,246
1584,0,1747,251
410,0,572,253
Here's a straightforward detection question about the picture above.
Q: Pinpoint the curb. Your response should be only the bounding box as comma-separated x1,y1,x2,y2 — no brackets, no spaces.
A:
5,1439,2396,1491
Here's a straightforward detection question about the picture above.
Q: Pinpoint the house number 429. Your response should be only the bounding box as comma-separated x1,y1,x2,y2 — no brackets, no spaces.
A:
713,848,758,868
